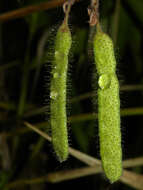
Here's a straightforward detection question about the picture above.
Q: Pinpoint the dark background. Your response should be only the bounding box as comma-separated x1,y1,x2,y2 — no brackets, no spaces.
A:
0,0,143,189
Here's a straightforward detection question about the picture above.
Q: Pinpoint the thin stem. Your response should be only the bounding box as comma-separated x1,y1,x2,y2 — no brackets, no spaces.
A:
6,176,48,189
111,0,120,45
24,122,100,166
6,168,143,189
70,84,143,103
22,84,143,117
120,170,143,190
29,137,45,160
0,60,20,71
123,157,143,168
47,166,143,185
5,106,143,138
30,29,50,100
24,122,143,168
69,147,100,166
7,122,143,189
63,0,75,25
0,0,79,22
23,107,143,121
47,166,102,183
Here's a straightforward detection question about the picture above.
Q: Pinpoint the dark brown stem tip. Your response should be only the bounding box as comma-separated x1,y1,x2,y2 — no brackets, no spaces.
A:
88,0,100,26
88,8,98,26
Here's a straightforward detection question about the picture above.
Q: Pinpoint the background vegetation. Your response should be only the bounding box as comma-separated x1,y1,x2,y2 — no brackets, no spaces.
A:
0,0,143,189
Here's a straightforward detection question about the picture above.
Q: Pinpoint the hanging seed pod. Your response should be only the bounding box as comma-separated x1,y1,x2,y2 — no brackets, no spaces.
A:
50,21,72,162
93,29,122,183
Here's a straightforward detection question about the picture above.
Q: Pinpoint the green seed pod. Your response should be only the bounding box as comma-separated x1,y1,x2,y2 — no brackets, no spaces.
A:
94,31,116,75
93,30,122,183
50,22,72,162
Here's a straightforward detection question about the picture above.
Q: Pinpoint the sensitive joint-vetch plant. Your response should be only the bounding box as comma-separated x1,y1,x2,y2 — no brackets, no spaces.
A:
93,27,122,183
50,20,72,162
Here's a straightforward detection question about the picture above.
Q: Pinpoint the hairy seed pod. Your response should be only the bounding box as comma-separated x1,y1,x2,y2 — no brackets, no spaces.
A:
93,30,122,183
50,21,72,162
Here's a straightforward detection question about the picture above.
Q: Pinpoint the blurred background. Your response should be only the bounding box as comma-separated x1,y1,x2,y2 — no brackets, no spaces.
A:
0,0,143,189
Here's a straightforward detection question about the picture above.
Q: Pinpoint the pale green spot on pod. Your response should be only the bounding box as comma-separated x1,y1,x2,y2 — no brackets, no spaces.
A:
50,91,58,99
55,51,59,56
53,72,59,78
98,74,111,89
54,51,60,59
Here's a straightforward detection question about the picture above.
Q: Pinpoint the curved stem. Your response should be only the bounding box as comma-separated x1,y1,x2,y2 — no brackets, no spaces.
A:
0,0,79,22
63,0,75,25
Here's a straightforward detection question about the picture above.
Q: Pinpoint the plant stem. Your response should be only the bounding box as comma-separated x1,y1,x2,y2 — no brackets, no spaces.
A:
6,122,143,189
111,0,120,45
47,166,102,183
0,0,79,22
